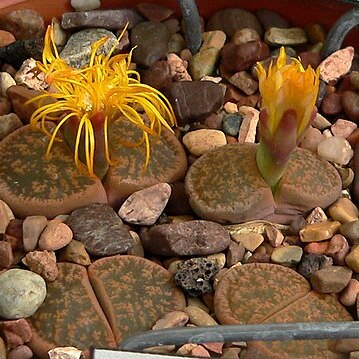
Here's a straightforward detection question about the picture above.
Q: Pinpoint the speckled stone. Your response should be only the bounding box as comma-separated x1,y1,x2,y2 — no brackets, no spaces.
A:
60,28,118,68
65,203,133,257
104,120,187,209
0,125,107,218
140,220,230,256
0,269,46,319
27,263,116,359
88,255,186,343
61,9,144,30
297,253,333,278
215,263,352,358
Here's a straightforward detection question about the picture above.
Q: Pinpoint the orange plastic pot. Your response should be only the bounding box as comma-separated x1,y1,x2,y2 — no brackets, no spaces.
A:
0,0,358,49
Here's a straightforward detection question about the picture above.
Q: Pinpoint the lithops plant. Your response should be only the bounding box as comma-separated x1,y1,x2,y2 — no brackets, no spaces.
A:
185,47,342,224
214,263,352,358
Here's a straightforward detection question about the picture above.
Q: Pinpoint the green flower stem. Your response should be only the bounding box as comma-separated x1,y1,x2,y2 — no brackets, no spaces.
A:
256,140,291,193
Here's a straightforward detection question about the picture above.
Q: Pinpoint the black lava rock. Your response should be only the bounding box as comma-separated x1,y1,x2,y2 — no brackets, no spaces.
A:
297,253,333,279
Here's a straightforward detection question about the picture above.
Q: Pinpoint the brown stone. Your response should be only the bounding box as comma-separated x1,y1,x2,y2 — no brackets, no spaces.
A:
137,3,174,22
38,221,73,251
0,240,13,269
22,215,47,253
7,345,32,359
1,318,32,349
23,250,59,282
342,90,359,122
142,60,172,90
321,92,342,115
0,30,15,47
310,266,352,293
57,239,91,266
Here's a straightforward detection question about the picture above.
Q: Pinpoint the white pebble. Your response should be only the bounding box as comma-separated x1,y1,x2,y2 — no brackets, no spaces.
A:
0,72,16,98
317,136,354,165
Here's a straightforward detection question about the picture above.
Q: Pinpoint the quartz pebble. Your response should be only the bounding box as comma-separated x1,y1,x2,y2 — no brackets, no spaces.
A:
182,129,227,156
14,58,47,91
0,71,16,98
331,119,357,138
48,347,83,359
310,266,352,293
299,221,341,242
71,0,101,11
340,279,359,306
38,221,73,251
0,269,46,319
299,126,324,152
23,250,59,282
328,197,359,223
22,215,47,252
318,46,354,84
317,136,354,165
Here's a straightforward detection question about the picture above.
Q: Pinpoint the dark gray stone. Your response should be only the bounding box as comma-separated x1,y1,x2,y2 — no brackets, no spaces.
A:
61,9,144,30
256,9,290,30
297,253,333,279
162,81,224,126
130,21,171,68
174,257,219,297
140,220,230,256
66,203,133,256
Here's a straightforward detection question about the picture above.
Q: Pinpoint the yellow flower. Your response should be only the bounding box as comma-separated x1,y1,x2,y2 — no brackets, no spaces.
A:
256,46,320,139
28,24,176,176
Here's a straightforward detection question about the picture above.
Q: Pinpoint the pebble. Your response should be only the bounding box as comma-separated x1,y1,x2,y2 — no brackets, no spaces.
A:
264,225,284,247
318,46,354,84
310,266,352,293
340,278,359,306
0,199,14,234
182,129,227,156
222,113,242,136
0,30,15,47
8,345,33,359
229,71,258,95
299,126,324,152
22,215,47,252
119,183,171,225
58,239,91,266
340,220,359,245
317,136,354,165
131,21,171,68
162,81,224,126
126,231,145,257
190,345,211,357
48,347,84,359
0,241,13,269
221,41,269,72
226,241,245,266
299,221,341,242
312,112,332,130
0,269,46,319
351,351,359,359
304,241,330,254
223,102,238,114
185,305,218,326
331,119,358,138
66,203,133,256
137,2,174,22
14,58,47,91
1,318,32,349
60,28,119,68
264,27,307,46
270,245,303,266
207,253,226,269
0,97,11,116
23,250,59,282
201,30,227,51
0,9,45,41
38,221,73,251
256,8,290,30
207,8,263,37
0,71,16,98
51,17,67,47
237,106,260,143
328,197,359,223
0,337,5,358
326,234,350,265
321,92,342,116
232,28,260,45
298,51,321,69
189,48,220,81
297,253,333,278
142,60,172,89
221,347,242,358
141,220,230,256
346,245,359,272
306,207,328,224
335,339,359,353
152,311,189,329
231,232,264,252
342,91,359,122
71,0,101,11
0,113,22,141
61,9,144,30
168,53,192,81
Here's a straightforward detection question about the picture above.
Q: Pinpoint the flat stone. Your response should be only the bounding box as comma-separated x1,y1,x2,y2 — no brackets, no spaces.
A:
0,72,15,98
345,245,359,272
22,215,47,252
231,232,264,252
142,60,172,89
0,269,46,319
118,183,171,225
270,245,303,266
328,197,359,223
140,220,230,256
317,136,354,165
319,46,354,84
162,81,224,126
189,48,220,81
131,21,171,68
264,27,307,46
61,9,144,30
60,28,118,68
335,339,359,353
299,221,341,242
88,255,185,343
310,266,352,293
27,263,116,359
65,203,133,257
104,121,187,209
0,125,107,218
182,129,227,156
